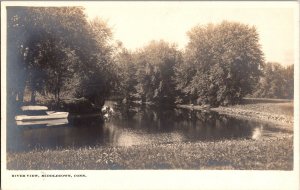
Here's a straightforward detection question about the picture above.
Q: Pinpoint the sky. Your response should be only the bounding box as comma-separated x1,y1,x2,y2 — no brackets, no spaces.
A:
84,2,298,66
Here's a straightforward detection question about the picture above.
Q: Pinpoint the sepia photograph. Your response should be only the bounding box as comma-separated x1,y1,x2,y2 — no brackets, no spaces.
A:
1,1,299,190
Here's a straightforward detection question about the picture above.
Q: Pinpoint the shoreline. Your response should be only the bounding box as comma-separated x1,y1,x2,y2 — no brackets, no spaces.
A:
177,101,294,127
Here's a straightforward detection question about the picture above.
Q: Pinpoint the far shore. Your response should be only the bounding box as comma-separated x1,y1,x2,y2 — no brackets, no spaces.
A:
14,96,294,127
177,98,294,127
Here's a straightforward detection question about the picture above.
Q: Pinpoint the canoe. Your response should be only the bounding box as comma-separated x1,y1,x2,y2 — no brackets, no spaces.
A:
15,112,69,121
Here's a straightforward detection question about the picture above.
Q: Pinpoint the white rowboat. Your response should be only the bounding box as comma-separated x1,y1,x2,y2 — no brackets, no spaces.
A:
15,112,69,121
16,118,69,126
15,105,69,121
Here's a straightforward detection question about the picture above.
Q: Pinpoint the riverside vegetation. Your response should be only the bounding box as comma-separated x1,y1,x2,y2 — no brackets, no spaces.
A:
6,7,294,170
7,7,293,108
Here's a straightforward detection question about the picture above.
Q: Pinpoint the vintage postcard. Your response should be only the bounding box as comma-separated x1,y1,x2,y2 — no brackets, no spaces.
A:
1,1,299,190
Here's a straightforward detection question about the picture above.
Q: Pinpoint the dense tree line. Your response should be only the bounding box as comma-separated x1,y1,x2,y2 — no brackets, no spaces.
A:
251,62,294,99
7,7,116,107
7,7,294,110
115,22,274,107
114,40,183,106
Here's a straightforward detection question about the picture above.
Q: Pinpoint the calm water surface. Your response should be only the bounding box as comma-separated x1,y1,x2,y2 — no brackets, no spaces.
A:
7,101,287,152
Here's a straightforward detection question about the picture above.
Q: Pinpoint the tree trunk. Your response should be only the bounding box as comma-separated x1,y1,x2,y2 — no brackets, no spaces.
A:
57,88,60,103
30,90,36,104
54,92,57,102
55,75,61,104
18,90,24,102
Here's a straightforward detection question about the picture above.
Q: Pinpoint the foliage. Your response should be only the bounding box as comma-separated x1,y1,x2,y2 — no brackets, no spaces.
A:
175,21,264,106
7,7,115,106
76,17,116,107
113,40,182,105
113,44,137,102
7,9,293,110
133,40,182,105
173,53,197,104
252,62,294,99
7,7,30,103
7,7,86,103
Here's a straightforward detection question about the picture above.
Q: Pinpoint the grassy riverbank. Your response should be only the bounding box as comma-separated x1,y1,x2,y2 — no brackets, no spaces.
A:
7,134,293,170
178,98,294,127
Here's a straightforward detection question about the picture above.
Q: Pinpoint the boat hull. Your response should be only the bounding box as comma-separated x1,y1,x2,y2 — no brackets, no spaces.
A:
15,112,69,121
16,118,69,126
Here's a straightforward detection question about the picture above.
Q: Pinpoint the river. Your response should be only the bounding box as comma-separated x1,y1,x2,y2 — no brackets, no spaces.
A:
7,101,286,152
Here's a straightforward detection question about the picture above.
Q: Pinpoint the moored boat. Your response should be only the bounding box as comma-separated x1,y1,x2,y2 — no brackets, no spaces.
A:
15,106,69,121
16,118,69,126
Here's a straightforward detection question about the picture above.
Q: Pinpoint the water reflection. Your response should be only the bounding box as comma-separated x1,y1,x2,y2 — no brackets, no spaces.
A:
103,122,185,147
110,104,262,143
7,101,288,152
16,118,69,126
252,125,263,140
7,116,105,152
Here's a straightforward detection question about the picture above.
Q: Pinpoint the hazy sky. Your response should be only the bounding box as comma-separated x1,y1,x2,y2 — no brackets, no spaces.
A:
85,2,297,66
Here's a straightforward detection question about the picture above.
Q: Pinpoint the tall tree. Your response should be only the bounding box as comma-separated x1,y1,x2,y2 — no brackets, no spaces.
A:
7,7,31,103
7,7,89,103
173,52,197,104
113,44,137,102
75,17,116,107
134,40,182,105
176,21,264,106
7,7,115,107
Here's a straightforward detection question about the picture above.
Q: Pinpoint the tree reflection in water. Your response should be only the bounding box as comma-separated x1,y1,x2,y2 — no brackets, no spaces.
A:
109,103,269,142
8,102,285,152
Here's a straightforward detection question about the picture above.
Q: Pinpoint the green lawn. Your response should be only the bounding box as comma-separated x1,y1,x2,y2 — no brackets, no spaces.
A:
7,134,293,170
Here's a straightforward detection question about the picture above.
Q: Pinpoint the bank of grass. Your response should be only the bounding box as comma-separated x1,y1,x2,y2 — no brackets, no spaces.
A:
7,134,293,170
178,98,294,127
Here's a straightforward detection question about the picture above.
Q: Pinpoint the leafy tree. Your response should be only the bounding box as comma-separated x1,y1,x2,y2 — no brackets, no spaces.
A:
173,52,197,104
252,62,293,99
75,17,116,107
176,21,264,106
7,7,115,107
7,7,31,103
113,44,137,102
7,7,89,103
134,40,182,105
43,41,79,102
284,64,294,99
